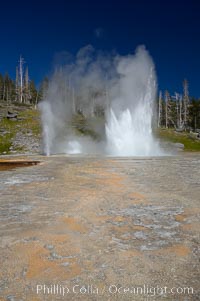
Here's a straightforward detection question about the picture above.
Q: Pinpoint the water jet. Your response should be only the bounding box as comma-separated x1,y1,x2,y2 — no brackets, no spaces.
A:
40,45,164,156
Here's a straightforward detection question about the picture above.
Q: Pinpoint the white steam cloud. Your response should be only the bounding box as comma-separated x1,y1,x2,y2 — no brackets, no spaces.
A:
39,45,163,156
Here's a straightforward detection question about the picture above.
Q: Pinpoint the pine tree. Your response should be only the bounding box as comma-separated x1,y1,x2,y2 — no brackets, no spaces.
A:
29,80,38,104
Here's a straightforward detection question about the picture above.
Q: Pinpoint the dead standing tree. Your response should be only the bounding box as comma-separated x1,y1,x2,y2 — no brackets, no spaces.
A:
24,67,31,104
15,56,31,104
183,79,190,129
19,55,24,103
175,92,183,129
158,91,162,128
165,90,170,128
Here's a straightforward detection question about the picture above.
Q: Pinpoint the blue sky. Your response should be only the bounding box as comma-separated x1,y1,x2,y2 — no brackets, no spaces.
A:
0,0,199,97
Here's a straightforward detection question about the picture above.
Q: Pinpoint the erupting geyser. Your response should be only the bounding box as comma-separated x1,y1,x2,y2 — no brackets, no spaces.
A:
105,48,162,156
39,45,164,156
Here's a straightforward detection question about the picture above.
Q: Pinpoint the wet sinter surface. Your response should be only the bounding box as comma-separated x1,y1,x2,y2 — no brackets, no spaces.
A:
0,154,200,301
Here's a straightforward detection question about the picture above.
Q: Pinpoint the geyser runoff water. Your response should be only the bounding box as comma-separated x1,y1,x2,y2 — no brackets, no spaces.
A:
40,45,163,156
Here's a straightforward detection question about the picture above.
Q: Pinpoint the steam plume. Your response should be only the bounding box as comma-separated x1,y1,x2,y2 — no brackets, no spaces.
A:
39,45,163,156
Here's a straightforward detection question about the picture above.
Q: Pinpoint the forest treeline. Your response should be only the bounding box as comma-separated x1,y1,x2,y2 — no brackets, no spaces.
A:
0,56,49,105
158,80,200,131
0,59,200,132
0,72,48,105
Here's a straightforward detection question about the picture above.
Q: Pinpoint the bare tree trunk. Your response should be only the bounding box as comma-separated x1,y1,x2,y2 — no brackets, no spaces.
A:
179,96,182,128
165,91,169,128
158,91,162,128
183,79,189,130
19,56,25,103
25,67,30,104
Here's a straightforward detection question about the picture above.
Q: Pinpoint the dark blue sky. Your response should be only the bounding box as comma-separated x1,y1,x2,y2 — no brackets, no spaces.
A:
0,0,199,97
